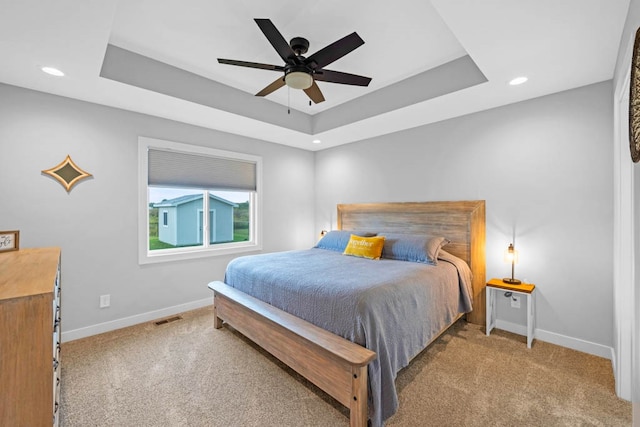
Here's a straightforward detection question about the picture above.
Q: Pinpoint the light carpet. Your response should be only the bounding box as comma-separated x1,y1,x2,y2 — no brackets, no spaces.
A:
60,306,631,426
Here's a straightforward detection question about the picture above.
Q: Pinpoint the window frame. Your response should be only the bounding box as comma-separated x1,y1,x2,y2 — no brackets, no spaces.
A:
138,136,262,264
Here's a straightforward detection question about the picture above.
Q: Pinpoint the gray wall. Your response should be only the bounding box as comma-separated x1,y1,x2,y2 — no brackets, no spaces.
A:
0,83,315,334
0,78,617,354
315,81,614,348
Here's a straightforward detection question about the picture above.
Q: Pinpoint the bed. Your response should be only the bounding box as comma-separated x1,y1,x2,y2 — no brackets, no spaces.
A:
208,201,486,427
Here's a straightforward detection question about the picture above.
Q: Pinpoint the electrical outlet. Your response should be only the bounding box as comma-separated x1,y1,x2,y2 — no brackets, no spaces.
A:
511,295,521,309
99,294,110,308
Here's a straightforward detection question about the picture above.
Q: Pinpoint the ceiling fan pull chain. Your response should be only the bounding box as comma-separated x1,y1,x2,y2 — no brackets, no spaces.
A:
287,86,290,115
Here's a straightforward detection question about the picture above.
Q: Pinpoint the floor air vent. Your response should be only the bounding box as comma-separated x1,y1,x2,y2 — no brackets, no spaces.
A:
154,316,182,326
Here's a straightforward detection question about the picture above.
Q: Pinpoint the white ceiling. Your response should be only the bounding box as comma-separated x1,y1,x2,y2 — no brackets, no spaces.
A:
0,0,630,151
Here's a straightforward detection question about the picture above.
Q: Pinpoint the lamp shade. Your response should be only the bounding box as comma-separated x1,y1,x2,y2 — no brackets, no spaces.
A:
504,243,519,264
503,243,521,284
285,71,313,90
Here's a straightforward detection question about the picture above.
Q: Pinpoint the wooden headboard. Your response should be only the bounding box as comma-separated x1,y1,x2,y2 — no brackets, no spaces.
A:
337,201,486,325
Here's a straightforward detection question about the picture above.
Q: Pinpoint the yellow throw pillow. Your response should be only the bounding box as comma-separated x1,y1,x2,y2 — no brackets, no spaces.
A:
343,235,386,260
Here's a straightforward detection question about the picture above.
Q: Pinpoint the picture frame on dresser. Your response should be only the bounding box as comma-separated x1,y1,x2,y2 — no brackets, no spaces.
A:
0,230,19,253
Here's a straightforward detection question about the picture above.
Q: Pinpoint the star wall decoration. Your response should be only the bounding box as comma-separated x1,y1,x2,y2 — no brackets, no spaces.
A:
42,155,92,192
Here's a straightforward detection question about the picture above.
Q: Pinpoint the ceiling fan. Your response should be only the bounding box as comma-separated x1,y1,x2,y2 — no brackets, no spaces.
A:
217,19,371,104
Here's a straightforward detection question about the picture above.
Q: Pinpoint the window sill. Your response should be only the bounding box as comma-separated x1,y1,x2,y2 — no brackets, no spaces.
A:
138,242,262,265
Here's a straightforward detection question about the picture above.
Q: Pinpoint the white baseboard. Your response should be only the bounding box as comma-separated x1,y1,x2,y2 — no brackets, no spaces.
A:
494,320,613,360
495,319,527,337
64,301,615,362
61,298,213,343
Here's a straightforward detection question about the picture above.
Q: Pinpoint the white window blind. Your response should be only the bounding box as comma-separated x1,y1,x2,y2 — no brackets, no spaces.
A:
148,148,257,191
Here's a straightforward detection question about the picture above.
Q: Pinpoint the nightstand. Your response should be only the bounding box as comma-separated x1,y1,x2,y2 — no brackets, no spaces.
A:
485,278,536,348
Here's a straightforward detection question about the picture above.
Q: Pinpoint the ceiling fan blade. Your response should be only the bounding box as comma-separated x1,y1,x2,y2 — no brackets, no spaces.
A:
218,58,284,71
303,81,325,104
254,18,297,63
255,77,286,97
305,32,364,70
314,69,371,86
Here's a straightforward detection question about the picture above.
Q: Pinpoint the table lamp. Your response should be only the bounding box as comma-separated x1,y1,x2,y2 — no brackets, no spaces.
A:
503,243,521,284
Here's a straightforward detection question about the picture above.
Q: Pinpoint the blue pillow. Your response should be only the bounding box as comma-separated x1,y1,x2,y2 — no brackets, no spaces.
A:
315,230,377,252
380,233,449,265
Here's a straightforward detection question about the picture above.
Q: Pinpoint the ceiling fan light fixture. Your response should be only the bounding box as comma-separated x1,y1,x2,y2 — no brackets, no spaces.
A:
218,19,370,104
285,71,313,90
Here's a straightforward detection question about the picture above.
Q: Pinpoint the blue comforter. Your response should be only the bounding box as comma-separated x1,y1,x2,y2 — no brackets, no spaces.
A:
224,248,473,426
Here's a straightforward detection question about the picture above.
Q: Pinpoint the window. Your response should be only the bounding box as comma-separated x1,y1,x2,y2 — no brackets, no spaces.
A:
138,137,262,264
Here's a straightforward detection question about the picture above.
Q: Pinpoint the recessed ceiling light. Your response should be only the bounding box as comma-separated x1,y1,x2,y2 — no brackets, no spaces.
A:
312,139,321,144
509,76,528,86
41,66,65,77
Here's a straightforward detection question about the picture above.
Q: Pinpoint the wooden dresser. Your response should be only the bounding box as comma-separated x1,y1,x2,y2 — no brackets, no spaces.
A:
0,247,62,426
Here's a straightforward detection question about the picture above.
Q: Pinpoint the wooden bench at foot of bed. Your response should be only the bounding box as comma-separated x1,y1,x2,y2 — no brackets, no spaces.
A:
208,281,377,427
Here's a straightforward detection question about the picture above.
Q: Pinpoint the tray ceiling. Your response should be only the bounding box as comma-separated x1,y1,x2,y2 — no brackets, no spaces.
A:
0,0,630,150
